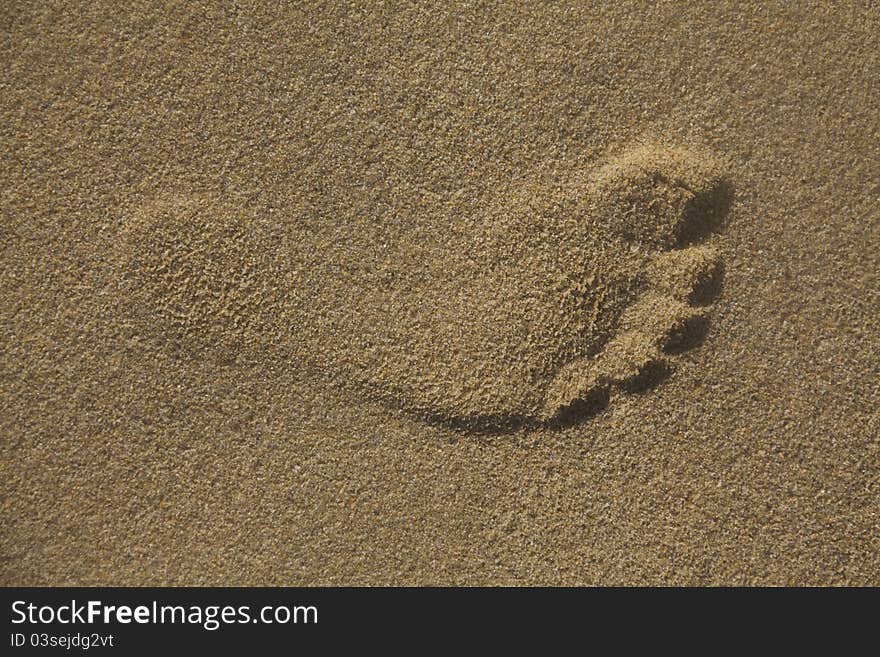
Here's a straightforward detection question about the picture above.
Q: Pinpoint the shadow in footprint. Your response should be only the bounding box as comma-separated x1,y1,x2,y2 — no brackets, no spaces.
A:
677,179,734,247
419,408,532,436
618,359,672,394
689,260,726,306
546,386,611,430
419,385,612,435
662,313,712,355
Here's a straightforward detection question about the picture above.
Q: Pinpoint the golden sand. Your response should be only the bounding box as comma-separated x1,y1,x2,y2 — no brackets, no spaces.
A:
1,2,878,584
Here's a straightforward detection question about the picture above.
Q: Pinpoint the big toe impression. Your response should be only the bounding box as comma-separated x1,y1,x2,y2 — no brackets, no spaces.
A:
593,143,729,248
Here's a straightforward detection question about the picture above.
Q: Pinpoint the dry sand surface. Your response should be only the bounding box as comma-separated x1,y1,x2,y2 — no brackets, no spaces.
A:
2,1,878,585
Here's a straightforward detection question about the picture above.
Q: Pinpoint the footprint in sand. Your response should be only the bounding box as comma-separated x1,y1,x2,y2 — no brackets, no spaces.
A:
114,143,731,430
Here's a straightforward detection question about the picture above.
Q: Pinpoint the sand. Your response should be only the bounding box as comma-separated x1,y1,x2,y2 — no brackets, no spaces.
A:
1,1,878,585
